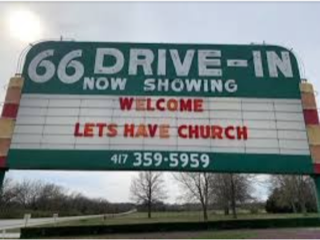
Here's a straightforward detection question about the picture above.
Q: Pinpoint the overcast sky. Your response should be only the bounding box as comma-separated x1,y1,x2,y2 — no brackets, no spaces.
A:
0,1,319,203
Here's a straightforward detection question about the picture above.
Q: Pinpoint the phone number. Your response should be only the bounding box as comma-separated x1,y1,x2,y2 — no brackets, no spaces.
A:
133,152,210,169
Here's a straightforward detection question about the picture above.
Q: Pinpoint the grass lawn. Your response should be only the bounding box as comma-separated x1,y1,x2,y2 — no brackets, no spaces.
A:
193,230,258,239
37,228,320,239
47,230,260,239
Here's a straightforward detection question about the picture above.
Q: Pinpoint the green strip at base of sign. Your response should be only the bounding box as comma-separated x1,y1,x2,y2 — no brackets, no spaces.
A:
7,150,313,174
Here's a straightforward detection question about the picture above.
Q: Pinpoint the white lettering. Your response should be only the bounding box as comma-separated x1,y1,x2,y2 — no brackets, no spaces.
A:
253,51,264,77
129,49,154,75
83,77,95,90
185,79,202,92
198,50,222,76
111,77,127,90
82,77,127,91
96,77,109,90
28,49,55,83
144,78,238,94
144,78,156,91
94,48,124,74
171,79,184,92
158,78,170,92
267,51,293,78
225,79,237,92
210,79,223,92
157,49,166,75
58,50,84,84
170,49,195,76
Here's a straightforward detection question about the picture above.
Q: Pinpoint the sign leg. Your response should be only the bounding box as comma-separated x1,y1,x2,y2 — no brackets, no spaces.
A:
312,175,320,214
0,170,6,190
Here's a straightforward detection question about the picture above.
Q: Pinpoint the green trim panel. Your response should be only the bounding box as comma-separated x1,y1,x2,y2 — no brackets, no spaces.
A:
7,149,313,174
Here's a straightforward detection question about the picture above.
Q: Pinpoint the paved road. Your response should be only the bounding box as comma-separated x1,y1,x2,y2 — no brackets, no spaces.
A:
0,209,136,230
0,232,20,239
0,217,58,230
0,209,137,239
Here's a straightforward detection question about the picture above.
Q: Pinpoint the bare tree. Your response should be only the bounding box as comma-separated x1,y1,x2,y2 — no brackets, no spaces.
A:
12,180,66,211
210,174,253,219
13,179,45,210
174,172,212,221
0,178,134,218
0,178,17,213
271,175,315,214
36,183,66,211
210,174,231,216
130,172,166,218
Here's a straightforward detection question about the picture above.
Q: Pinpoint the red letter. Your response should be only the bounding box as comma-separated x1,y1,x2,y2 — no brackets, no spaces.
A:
200,126,210,139
167,99,178,111
156,98,165,111
135,124,148,138
237,126,248,140
74,122,83,137
119,97,134,110
180,99,192,112
194,99,203,112
124,124,135,137
160,124,170,138
189,125,199,139
225,126,235,139
211,126,223,139
178,125,188,138
136,98,146,111
96,123,107,137
148,124,158,137
146,98,155,111
84,123,95,137
107,124,118,137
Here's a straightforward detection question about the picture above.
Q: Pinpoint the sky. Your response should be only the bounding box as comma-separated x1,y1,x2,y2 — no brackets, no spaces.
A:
0,1,320,203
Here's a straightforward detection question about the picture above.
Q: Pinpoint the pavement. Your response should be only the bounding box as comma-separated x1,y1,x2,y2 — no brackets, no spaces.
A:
0,209,137,239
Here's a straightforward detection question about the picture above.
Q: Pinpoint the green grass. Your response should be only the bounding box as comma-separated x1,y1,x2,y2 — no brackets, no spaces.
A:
36,211,319,228
27,230,259,239
45,230,260,239
193,230,259,239
4,228,21,233
20,212,320,239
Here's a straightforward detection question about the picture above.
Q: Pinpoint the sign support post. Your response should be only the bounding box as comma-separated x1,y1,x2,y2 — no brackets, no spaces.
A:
0,170,6,190
313,175,320,214
300,81,320,213
0,76,23,190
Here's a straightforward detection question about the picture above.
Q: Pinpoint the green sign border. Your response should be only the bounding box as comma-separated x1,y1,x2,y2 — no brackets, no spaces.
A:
7,150,313,174
22,41,302,99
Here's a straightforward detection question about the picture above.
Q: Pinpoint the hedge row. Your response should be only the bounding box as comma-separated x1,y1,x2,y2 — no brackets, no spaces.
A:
21,217,320,239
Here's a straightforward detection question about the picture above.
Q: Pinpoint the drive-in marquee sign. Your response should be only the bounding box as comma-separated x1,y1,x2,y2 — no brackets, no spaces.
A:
6,41,314,173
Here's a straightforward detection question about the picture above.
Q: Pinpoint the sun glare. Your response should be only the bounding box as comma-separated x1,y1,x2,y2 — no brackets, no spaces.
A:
7,9,42,43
